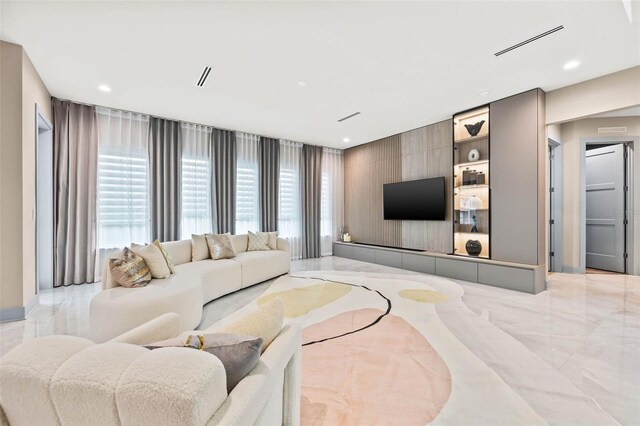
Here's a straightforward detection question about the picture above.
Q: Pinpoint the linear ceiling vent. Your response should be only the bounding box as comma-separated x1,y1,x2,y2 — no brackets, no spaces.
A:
197,66,212,87
494,25,564,57
598,126,627,133
337,112,361,122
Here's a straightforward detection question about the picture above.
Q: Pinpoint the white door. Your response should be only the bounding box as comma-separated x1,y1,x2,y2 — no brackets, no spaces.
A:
585,144,626,273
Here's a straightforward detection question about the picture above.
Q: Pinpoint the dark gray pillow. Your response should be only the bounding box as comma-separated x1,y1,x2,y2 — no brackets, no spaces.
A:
146,333,263,392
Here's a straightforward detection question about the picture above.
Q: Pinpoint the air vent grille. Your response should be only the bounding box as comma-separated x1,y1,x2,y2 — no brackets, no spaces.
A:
197,66,212,87
337,112,361,122
494,25,564,57
598,127,627,133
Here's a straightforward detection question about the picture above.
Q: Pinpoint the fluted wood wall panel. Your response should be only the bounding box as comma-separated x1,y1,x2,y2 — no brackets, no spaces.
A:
344,135,402,247
401,120,453,252
344,120,453,252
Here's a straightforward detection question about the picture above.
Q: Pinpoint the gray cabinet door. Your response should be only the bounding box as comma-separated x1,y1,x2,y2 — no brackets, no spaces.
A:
490,89,544,265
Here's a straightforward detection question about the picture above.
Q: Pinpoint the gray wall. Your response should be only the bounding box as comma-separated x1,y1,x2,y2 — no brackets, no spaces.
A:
490,89,546,265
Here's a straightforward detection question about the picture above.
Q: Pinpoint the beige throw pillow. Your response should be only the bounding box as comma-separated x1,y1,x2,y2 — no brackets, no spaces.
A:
131,243,171,279
153,239,176,274
109,248,152,287
191,234,210,261
220,298,284,352
267,232,277,250
206,233,237,260
247,231,271,251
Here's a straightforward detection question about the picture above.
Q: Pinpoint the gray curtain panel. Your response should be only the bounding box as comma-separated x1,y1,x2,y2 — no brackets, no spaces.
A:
301,144,323,259
149,118,181,242
258,137,280,232
52,98,99,286
211,129,236,234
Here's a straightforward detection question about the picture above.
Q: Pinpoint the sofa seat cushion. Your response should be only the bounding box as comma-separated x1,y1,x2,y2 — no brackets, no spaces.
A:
191,259,242,303
233,250,290,288
90,272,204,343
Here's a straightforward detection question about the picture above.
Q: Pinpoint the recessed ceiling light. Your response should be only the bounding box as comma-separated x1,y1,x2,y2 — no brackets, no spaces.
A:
563,60,580,70
297,81,307,87
98,84,111,92
343,137,350,143
479,89,490,98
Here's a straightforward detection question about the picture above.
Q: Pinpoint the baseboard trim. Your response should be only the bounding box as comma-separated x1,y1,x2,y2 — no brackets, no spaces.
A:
25,294,39,317
562,266,584,274
0,306,25,323
0,295,39,323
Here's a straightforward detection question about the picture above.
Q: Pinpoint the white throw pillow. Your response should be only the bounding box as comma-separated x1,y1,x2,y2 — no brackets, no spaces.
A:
267,232,277,250
130,243,171,279
247,231,271,251
191,234,210,261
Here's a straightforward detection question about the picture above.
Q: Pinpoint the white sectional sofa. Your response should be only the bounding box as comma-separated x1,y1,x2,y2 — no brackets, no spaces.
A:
0,313,302,426
90,234,291,343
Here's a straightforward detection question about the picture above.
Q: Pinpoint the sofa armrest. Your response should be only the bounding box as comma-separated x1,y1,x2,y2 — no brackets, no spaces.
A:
277,237,291,256
108,313,182,345
207,323,302,425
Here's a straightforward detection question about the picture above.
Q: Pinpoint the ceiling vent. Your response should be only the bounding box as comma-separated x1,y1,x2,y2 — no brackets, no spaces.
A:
598,126,627,133
494,25,564,57
197,66,212,87
337,112,361,122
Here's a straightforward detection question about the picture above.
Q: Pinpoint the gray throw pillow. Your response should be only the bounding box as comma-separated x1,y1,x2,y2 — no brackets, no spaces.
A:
146,333,263,392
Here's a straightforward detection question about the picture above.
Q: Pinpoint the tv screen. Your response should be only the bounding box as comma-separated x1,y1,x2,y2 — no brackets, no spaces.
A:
383,177,446,221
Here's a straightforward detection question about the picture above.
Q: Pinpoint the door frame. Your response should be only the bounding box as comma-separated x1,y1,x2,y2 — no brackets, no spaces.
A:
548,139,562,272
580,136,637,275
35,104,53,295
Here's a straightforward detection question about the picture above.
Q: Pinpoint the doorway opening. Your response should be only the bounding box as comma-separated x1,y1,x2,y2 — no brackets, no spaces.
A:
36,106,54,293
548,139,562,273
584,142,630,274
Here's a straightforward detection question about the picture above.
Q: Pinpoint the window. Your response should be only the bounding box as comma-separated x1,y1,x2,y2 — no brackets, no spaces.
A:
236,133,260,234
181,124,212,238
278,140,303,259
96,108,150,249
320,148,344,256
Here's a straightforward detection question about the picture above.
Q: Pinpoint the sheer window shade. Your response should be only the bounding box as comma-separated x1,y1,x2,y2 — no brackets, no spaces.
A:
321,148,344,256
96,107,150,249
235,132,260,235
278,140,303,259
181,123,213,239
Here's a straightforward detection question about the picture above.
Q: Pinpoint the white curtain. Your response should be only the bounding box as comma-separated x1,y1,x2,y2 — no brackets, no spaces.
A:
180,123,212,239
278,140,303,259
321,148,344,256
235,132,260,235
96,107,150,249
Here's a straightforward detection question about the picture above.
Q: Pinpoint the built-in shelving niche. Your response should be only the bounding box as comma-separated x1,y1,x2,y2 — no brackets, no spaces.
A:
453,106,490,259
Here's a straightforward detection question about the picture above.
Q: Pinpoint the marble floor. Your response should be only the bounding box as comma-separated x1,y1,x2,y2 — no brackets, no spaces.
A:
1,256,638,424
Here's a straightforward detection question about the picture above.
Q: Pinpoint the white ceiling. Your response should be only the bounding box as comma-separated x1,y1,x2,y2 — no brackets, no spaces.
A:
2,1,639,148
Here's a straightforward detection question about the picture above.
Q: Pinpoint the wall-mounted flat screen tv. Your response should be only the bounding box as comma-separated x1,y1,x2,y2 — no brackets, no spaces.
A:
383,177,446,221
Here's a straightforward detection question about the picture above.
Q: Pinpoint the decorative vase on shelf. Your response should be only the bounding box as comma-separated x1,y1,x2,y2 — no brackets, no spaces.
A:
468,148,480,162
465,240,482,256
464,120,485,137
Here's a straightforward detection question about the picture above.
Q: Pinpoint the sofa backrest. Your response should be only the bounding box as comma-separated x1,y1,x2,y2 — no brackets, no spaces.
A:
231,234,249,253
163,239,193,265
0,336,227,426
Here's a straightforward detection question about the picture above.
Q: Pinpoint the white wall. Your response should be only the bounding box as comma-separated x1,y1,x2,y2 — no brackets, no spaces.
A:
547,66,640,125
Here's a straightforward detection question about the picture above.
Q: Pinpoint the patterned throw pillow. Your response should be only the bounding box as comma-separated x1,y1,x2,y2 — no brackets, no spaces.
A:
205,233,237,260
153,239,176,274
109,247,152,288
247,231,271,251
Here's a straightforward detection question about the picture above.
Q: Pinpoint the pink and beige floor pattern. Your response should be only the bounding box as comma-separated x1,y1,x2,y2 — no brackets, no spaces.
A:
212,271,617,425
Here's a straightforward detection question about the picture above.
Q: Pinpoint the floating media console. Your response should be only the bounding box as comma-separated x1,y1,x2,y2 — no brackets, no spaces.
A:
333,241,546,294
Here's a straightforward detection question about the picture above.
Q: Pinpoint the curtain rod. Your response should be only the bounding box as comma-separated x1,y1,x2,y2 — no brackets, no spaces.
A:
52,96,339,151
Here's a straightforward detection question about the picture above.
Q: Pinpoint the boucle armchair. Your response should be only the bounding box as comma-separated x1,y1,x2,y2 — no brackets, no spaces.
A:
0,313,301,425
